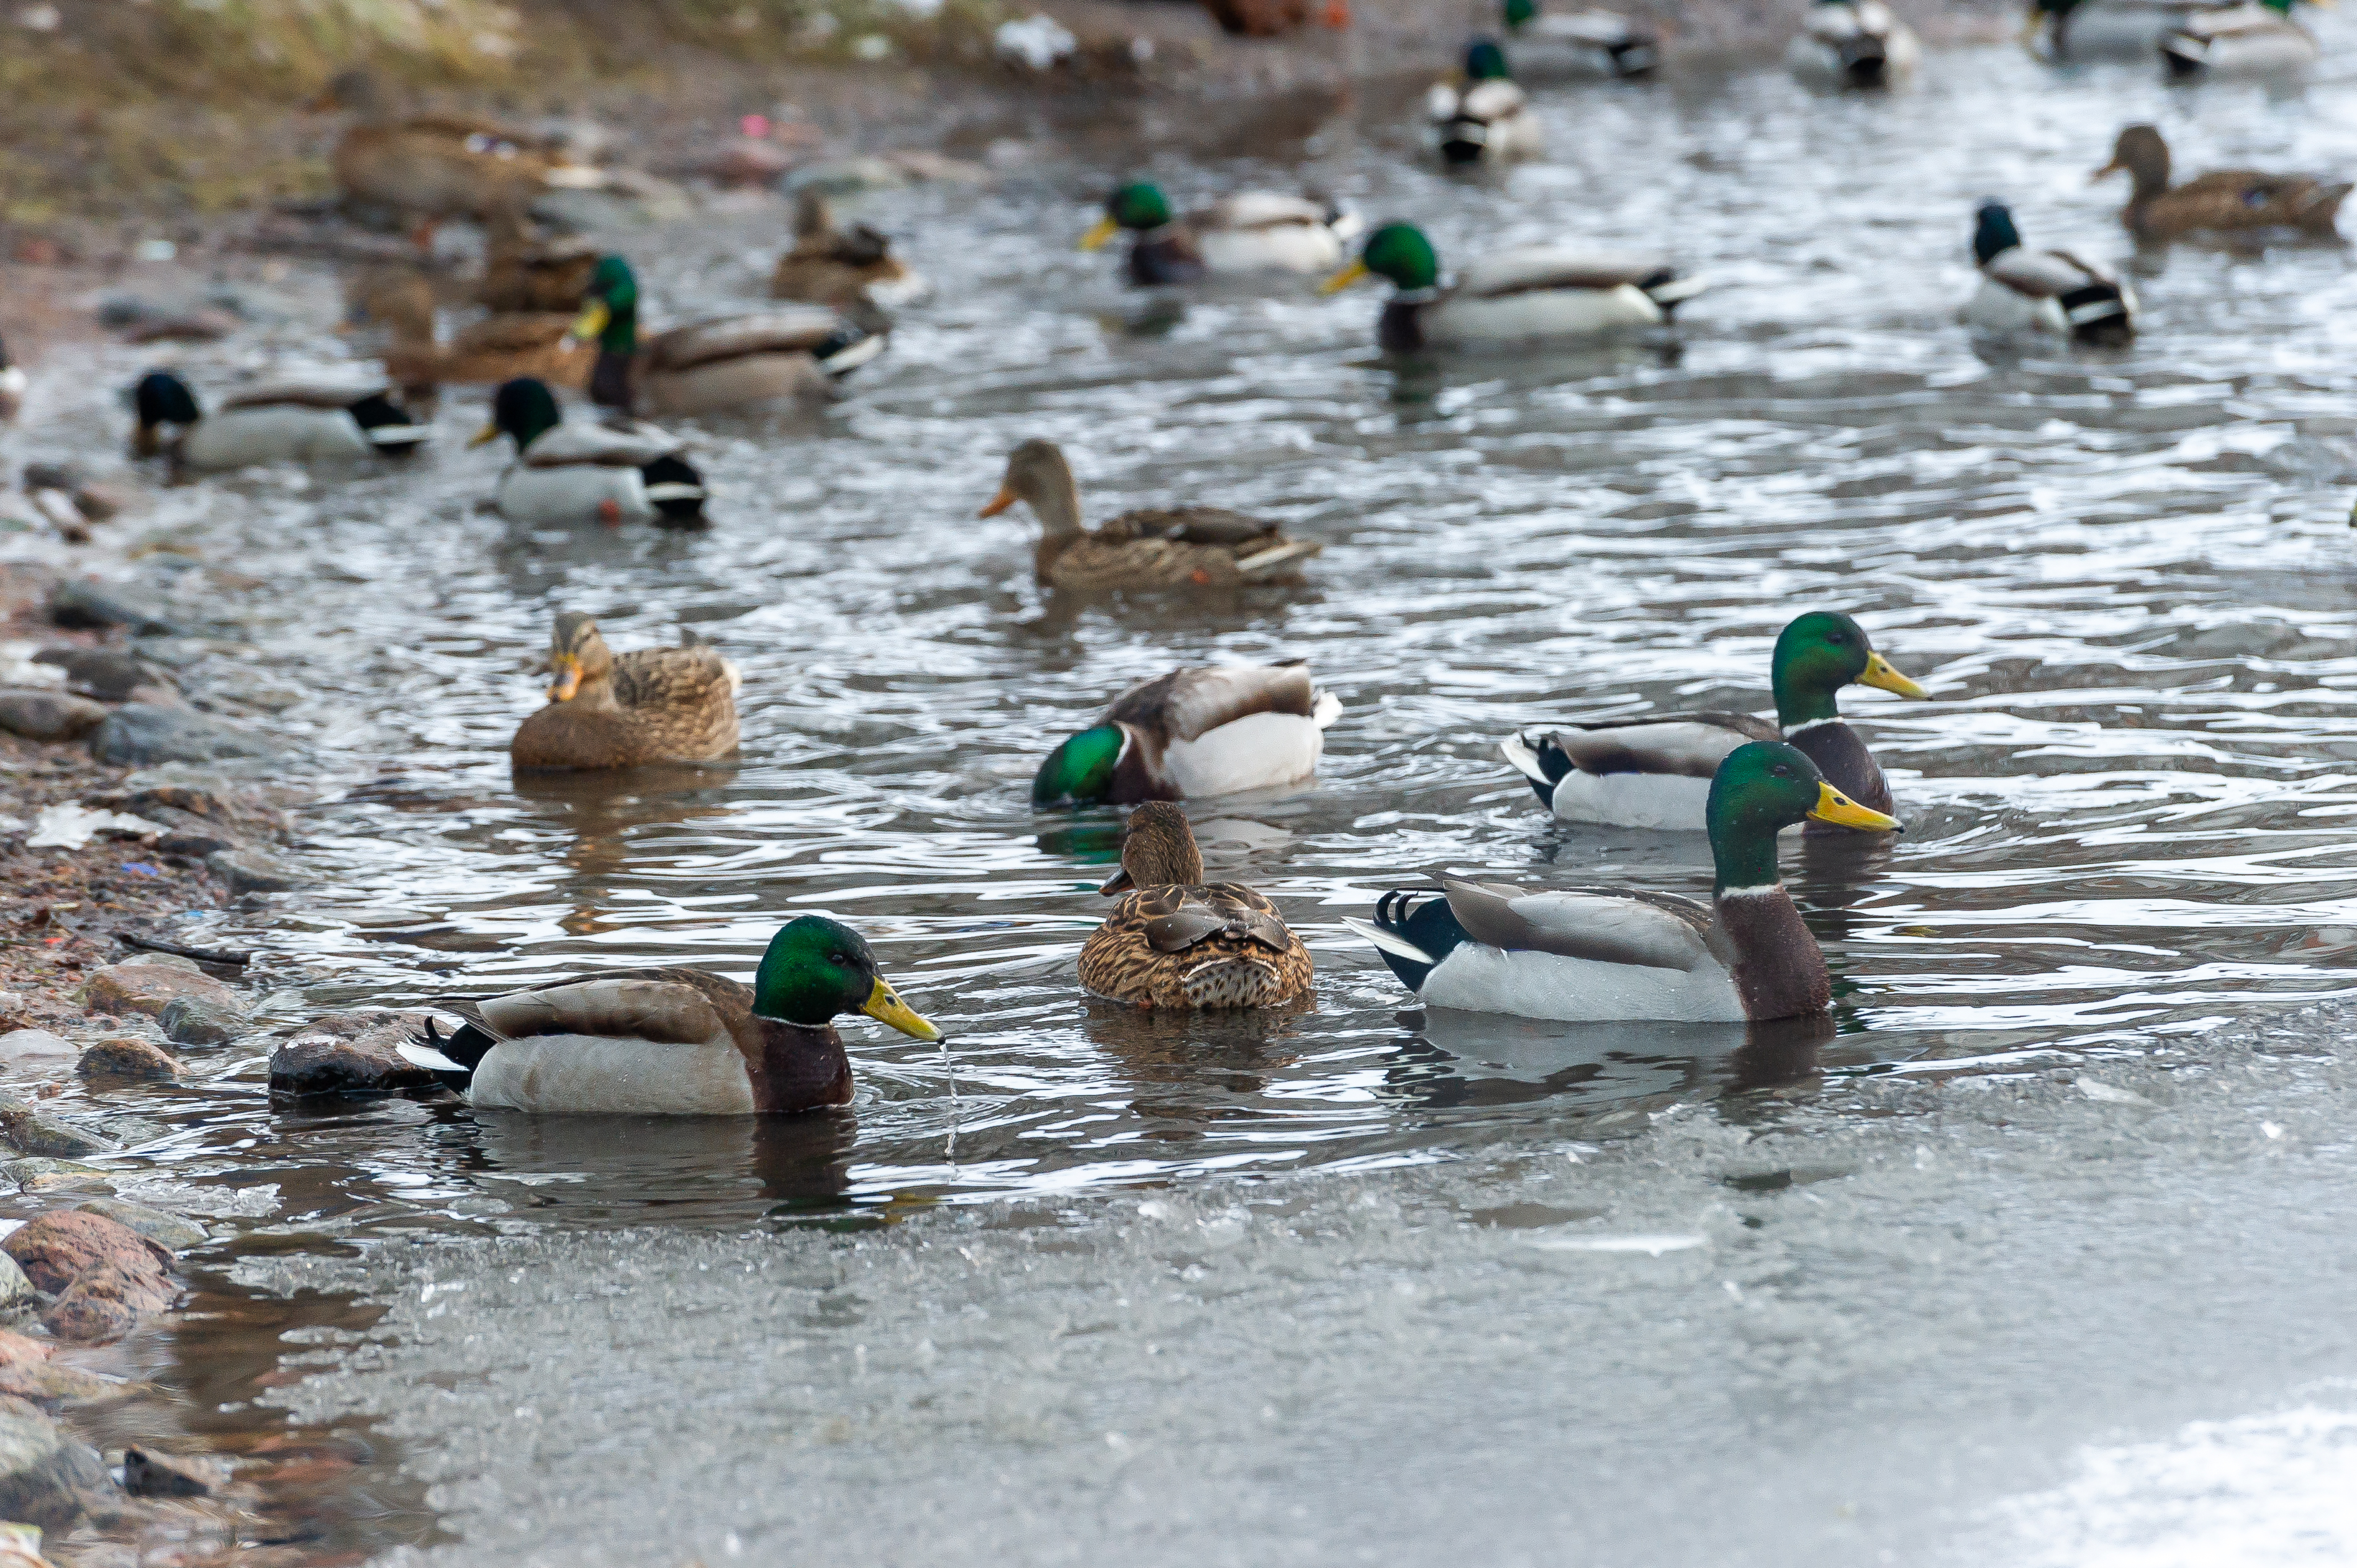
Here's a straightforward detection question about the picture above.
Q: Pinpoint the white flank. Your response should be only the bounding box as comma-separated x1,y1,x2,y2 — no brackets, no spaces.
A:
497,464,654,525
1310,690,1343,729
1963,276,2066,336
1418,943,1746,1022
1340,915,1435,965
181,405,374,470
818,333,886,376
470,1035,758,1115
1162,712,1324,798
1545,769,1714,831
1197,223,1347,276
1430,285,1662,348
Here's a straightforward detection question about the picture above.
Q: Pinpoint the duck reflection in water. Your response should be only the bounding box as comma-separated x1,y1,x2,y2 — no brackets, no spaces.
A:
449,1105,859,1226
507,762,737,936
1372,1009,1834,1115
1081,1001,1314,1140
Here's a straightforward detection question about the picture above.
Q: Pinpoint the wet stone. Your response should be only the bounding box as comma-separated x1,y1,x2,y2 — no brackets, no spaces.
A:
158,994,245,1047
47,580,184,638
122,1448,228,1498
3,1211,172,1297
0,1255,30,1308
0,1359,115,1410
206,847,312,896
0,690,107,744
0,1161,113,1193
268,1012,439,1099
45,1258,176,1343
30,647,162,703
78,960,238,1021
88,705,279,767
75,1199,206,1253
99,765,292,837
0,1099,118,1160
0,1032,78,1068
76,1039,179,1083
0,1395,108,1533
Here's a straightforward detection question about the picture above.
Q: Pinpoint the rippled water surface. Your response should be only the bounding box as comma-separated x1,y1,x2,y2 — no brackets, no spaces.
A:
19,24,2357,1310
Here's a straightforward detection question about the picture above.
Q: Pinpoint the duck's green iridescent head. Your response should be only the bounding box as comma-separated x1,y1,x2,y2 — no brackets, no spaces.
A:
1770,611,1928,729
1972,201,2023,267
753,914,938,1039
474,376,563,453
1503,0,1537,29
1465,37,1511,79
1083,182,1174,250
1034,724,1126,807
1323,222,1441,295
1706,741,1898,891
569,255,640,353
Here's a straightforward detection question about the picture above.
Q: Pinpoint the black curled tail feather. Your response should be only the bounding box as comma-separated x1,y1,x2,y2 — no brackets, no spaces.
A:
1372,888,1471,994
2058,280,2133,347
410,1016,495,1093
639,453,707,527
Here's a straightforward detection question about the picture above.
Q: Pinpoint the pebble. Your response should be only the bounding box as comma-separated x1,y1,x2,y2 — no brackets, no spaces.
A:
0,691,107,744
206,847,312,895
122,1448,229,1499
3,1210,171,1298
88,705,278,767
269,1012,440,1098
0,1161,112,1193
45,580,185,638
0,1395,109,1533
73,1199,205,1252
78,960,238,1021
0,1098,118,1160
76,1039,179,1083
158,994,245,1047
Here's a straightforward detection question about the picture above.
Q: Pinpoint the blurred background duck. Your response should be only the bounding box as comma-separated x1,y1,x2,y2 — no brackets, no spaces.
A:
1427,39,1544,165
570,255,884,417
1348,744,1899,1023
1079,803,1313,1009
2094,125,2351,239
772,190,929,309
2159,0,2320,78
1036,664,1343,807
345,265,590,415
474,377,707,527
1082,181,1362,284
510,610,739,770
1500,611,1926,831
2020,0,2228,60
979,439,1321,592
1323,223,1707,351
305,68,603,223
1786,0,1922,88
397,916,937,1115
1962,201,2137,345
476,207,602,313
129,369,428,472
0,333,23,422
1501,0,1660,76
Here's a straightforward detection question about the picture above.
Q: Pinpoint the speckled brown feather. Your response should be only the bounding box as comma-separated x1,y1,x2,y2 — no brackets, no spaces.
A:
512,636,739,771
1079,882,1313,1008
989,439,1318,594
2103,126,2351,239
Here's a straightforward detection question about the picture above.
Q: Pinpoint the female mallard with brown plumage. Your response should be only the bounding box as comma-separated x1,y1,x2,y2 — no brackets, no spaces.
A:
979,439,1321,592
571,255,884,418
477,208,602,313
2094,125,2351,240
1079,803,1313,1009
307,69,601,222
511,611,740,770
771,191,929,309
397,915,938,1115
346,266,590,412
1349,742,1899,1023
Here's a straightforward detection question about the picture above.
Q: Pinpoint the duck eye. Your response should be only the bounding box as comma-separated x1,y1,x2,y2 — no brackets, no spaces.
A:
1773,765,1791,777
828,951,846,965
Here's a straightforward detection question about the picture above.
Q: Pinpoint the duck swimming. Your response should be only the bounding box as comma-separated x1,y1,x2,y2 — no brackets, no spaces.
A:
571,255,884,418
1079,803,1314,1009
1323,223,1708,352
510,611,740,771
399,915,939,1115
1427,38,1545,166
129,369,430,472
772,190,929,308
1501,0,1659,78
1082,181,1363,285
474,377,707,528
2094,125,2351,240
1785,0,1922,88
1036,663,1343,807
1347,742,1899,1022
1962,201,2137,346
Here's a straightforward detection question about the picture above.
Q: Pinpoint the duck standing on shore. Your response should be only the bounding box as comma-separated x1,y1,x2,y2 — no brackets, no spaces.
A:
399,916,939,1115
2092,125,2350,240
569,256,885,418
1348,743,1899,1022
510,611,739,770
1082,181,1363,284
1322,223,1708,351
1079,803,1314,1009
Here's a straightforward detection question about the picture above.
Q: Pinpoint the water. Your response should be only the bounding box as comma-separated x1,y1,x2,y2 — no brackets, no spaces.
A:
12,31,2357,1562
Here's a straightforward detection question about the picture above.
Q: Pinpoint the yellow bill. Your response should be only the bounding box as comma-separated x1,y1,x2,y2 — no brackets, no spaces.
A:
548,654,582,701
568,298,611,344
1319,258,1371,296
1858,652,1928,700
977,484,1019,518
1079,215,1121,252
1808,782,1899,833
862,975,940,1042
469,421,503,448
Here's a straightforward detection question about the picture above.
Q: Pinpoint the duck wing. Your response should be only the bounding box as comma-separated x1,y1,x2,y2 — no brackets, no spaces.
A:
1197,191,1332,232
450,312,577,354
1442,878,1717,970
522,417,683,468
612,646,741,710
475,968,749,1045
1982,246,2103,298
1131,883,1297,954
1514,711,1773,781
1455,246,1700,303
1115,506,1283,547
1105,662,1321,741
645,308,859,372
2166,168,2351,228
217,373,392,412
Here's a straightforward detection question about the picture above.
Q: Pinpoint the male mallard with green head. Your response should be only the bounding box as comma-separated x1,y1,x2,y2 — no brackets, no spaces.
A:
2020,0,2228,61
399,915,939,1114
1963,201,2137,346
979,439,1321,592
474,377,707,527
510,611,740,770
2160,0,2319,77
2094,125,2350,240
1036,664,1343,807
129,369,430,472
1079,803,1313,1009
1348,742,1899,1022
1785,0,1922,88
1082,181,1363,286
1501,611,1927,831
1323,223,1707,352
571,255,884,418
1501,0,1659,78
1427,38,1545,165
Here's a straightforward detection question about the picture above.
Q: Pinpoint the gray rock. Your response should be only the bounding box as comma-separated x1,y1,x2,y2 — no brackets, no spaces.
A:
0,1031,78,1066
0,1097,120,1158
0,690,109,744
98,765,292,840
75,1200,207,1253
122,1447,230,1498
112,953,197,975
76,1038,179,1082
47,580,186,638
89,706,279,767
31,646,163,703
0,1397,108,1531
269,1012,439,1099
21,462,82,492
0,1254,30,1306
207,847,312,895
158,994,245,1047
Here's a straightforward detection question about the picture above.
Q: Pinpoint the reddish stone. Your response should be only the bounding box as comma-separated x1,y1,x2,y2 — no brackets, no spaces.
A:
2,1210,172,1295
78,962,239,1021
45,1259,176,1343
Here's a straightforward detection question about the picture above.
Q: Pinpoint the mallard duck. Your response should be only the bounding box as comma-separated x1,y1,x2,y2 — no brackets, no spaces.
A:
1321,223,1708,351
1501,0,1660,76
979,439,1322,592
2094,125,2350,240
2160,0,2318,76
1081,182,1364,284
476,207,602,313
2020,0,2226,60
1347,742,1899,1022
396,915,938,1115
1501,611,1925,831
346,266,590,412
1427,39,1545,166
307,69,600,222
1078,802,1313,1008
1963,202,2137,346
570,255,884,418
0,332,23,423
510,611,739,770
473,377,707,528
1036,663,1343,807
129,369,430,471
771,191,929,309
1785,0,1922,88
